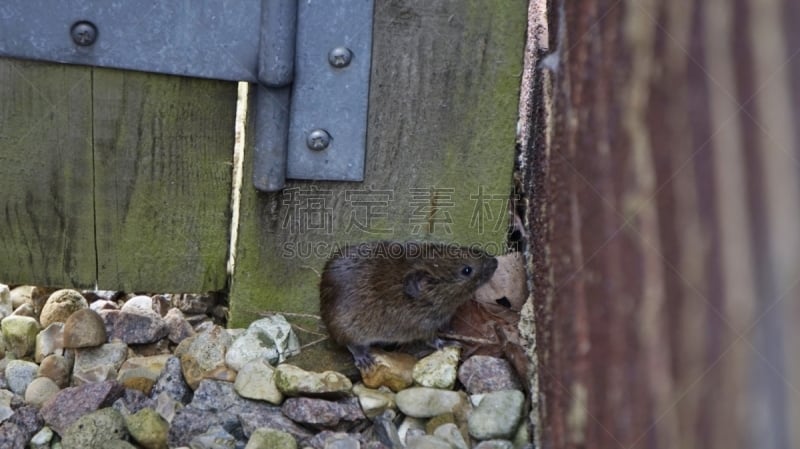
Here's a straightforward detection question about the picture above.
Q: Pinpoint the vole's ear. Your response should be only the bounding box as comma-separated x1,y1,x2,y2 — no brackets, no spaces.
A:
403,270,431,299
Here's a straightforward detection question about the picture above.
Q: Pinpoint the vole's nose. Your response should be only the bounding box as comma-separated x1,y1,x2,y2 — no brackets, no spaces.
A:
482,257,498,281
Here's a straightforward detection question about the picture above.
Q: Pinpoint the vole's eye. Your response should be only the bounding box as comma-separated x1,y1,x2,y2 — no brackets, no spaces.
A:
461,265,473,276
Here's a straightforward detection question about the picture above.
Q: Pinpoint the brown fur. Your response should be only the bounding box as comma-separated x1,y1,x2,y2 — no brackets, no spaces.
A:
320,241,498,353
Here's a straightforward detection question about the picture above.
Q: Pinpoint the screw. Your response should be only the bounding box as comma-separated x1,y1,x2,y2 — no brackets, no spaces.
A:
328,47,353,68
71,21,97,46
307,129,331,151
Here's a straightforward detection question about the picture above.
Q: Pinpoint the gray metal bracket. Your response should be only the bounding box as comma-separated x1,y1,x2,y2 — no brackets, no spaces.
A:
0,0,374,191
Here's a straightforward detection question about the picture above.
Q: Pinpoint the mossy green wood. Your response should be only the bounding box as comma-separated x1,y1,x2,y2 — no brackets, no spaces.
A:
0,58,96,287
0,60,236,291
92,69,236,292
230,0,528,328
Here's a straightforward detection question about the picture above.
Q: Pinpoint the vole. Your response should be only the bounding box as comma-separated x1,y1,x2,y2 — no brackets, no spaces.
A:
320,241,499,368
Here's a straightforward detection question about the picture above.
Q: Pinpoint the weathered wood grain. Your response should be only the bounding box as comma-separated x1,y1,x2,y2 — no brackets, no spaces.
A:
522,0,800,447
0,59,95,287
0,60,236,292
92,69,236,292
229,0,528,327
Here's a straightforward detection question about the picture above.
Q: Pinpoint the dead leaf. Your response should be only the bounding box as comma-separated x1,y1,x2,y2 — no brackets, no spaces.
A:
441,252,530,386
443,300,528,384
474,252,528,311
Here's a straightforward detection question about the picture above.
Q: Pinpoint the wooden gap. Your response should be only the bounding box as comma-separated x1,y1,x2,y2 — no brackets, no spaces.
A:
228,82,249,276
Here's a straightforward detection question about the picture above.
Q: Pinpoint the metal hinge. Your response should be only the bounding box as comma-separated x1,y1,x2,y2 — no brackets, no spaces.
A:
0,0,374,191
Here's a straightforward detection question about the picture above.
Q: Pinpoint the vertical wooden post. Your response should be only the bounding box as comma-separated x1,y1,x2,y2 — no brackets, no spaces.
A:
522,0,800,447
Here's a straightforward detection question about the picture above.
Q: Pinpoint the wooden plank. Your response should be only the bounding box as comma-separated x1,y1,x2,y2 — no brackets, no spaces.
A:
230,0,528,329
0,58,95,287
92,69,236,292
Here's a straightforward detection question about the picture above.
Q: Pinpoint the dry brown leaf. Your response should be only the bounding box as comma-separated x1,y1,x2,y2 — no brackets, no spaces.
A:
442,252,530,386
474,252,528,311
444,300,528,384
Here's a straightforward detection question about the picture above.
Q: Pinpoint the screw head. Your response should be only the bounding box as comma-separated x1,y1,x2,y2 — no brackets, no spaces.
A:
307,129,331,151
328,47,353,68
71,21,97,46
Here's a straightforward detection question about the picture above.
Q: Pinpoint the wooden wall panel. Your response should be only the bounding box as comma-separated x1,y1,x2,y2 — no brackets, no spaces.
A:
93,70,236,292
0,59,95,287
229,0,528,331
0,60,236,293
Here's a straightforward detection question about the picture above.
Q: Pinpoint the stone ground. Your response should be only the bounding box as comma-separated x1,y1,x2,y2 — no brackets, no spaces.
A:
0,283,532,449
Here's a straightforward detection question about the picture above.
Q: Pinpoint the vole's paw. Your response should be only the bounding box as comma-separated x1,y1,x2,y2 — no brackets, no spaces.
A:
354,353,376,370
429,337,460,350
348,344,375,370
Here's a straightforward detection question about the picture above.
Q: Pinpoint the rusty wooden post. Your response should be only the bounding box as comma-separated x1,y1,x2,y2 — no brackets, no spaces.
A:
520,0,800,447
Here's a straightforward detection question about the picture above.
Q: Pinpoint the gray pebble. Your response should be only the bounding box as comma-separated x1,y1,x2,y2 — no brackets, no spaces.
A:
395,387,467,418
72,342,128,384
433,423,469,449
474,440,514,449
1,315,39,358
8,285,33,311
324,434,361,449
169,379,312,447
244,428,297,449
39,380,124,435
281,397,365,429
468,390,525,440
0,390,12,423
238,408,313,445
112,388,155,415
405,434,453,449
99,309,168,345
149,356,192,404
190,379,246,411
226,316,300,369
5,403,43,442
364,442,392,449
29,426,54,449
10,303,35,318
458,356,521,394
306,431,355,449
34,323,64,363
61,408,128,449
164,308,195,344
5,360,38,395
171,293,216,315
188,425,237,449
372,410,403,449
0,421,27,449
169,408,241,448
0,284,10,318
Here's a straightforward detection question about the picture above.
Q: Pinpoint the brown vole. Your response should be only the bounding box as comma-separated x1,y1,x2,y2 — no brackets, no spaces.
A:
320,241,498,368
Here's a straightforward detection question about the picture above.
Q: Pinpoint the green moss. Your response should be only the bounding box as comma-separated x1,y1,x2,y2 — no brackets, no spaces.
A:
0,60,96,287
